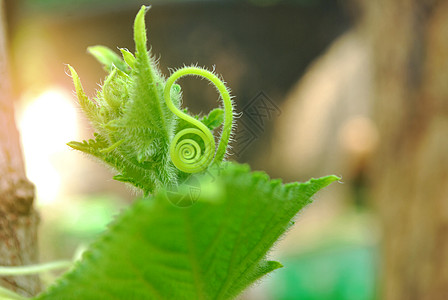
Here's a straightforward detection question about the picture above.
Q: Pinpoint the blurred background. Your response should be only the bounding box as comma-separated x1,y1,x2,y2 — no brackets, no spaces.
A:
2,0,448,299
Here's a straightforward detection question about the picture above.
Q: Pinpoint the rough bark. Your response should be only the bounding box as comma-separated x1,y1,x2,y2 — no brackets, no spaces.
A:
364,0,448,299
0,0,40,296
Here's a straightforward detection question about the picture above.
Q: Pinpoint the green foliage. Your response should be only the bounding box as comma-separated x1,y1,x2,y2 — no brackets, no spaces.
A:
35,164,339,300
67,6,233,195
87,46,129,73
21,5,339,300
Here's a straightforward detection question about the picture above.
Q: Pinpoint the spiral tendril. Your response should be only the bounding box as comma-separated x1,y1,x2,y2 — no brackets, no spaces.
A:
164,67,233,173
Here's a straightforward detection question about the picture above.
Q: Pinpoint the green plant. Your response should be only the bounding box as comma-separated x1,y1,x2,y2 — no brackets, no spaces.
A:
0,5,338,300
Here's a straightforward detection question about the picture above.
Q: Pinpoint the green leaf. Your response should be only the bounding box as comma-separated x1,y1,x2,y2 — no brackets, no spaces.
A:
67,65,100,126
88,45,130,74
113,6,173,160
201,108,224,130
120,48,136,69
34,163,339,300
68,6,182,195
175,108,224,135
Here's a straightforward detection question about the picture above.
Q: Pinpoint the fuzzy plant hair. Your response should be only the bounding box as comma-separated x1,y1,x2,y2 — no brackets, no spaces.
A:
67,6,235,196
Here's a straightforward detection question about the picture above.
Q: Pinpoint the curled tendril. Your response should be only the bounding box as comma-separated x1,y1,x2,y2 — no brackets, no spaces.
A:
164,67,233,173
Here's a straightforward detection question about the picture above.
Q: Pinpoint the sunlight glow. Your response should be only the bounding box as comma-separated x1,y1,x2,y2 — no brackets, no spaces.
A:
18,88,79,206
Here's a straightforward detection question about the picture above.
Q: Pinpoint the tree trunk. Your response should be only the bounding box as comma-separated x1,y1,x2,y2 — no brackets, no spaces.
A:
0,0,40,296
365,0,448,299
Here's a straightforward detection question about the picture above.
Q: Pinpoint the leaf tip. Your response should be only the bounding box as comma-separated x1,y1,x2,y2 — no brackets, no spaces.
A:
67,141,81,151
66,64,77,79
325,174,342,185
267,260,283,271
310,174,340,187
66,65,84,96
134,5,151,53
